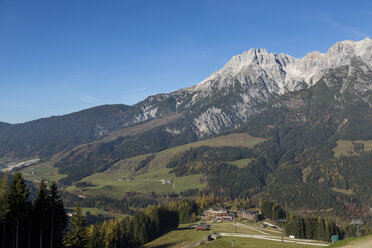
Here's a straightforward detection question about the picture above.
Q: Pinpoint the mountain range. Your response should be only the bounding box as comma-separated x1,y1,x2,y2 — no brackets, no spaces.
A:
2,38,372,217
2,38,372,158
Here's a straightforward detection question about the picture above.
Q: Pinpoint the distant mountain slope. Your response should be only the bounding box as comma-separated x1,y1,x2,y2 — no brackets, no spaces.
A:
0,122,11,131
0,104,137,159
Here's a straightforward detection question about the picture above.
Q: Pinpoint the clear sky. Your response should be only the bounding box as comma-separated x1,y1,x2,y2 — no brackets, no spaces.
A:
1,0,371,123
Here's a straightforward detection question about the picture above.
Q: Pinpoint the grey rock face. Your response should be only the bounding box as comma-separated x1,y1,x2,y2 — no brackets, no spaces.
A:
134,38,372,137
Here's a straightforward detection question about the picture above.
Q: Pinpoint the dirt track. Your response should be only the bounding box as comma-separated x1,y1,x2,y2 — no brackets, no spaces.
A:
341,237,372,248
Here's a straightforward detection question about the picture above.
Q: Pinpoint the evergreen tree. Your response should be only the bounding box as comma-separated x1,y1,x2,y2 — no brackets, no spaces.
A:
33,179,49,248
64,206,88,248
49,182,67,248
87,224,104,248
6,172,32,248
324,218,330,241
305,216,315,239
285,213,295,237
261,200,286,220
0,173,9,248
119,217,133,247
133,212,150,245
316,216,325,241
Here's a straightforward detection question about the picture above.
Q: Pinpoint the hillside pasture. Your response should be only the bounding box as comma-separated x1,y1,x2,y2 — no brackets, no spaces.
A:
20,162,67,182
333,140,372,157
66,133,263,198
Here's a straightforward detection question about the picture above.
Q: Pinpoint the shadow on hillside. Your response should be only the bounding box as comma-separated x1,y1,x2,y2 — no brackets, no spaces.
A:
177,227,195,231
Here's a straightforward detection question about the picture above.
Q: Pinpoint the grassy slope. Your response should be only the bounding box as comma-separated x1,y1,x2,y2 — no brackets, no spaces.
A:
145,227,207,248
66,133,264,198
102,113,183,142
146,222,319,248
20,162,67,182
228,158,252,168
329,235,372,247
333,140,372,157
199,237,314,248
64,207,125,218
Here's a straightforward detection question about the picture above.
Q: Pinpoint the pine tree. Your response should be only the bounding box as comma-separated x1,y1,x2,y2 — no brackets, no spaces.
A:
285,212,295,236
87,224,104,248
0,173,9,248
119,217,132,247
33,179,49,248
49,182,67,248
133,212,150,245
305,216,315,239
324,218,330,242
64,206,88,248
6,172,32,248
316,216,325,241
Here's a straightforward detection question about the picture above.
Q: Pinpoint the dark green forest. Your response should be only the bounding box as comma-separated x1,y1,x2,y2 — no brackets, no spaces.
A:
0,173,67,248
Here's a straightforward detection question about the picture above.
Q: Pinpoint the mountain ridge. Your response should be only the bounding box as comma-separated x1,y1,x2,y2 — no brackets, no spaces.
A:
1,38,372,160
3,38,371,125
134,38,372,136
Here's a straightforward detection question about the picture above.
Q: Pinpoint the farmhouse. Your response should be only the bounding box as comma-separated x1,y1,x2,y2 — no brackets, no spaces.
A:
125,177,134,182
237,209,258,221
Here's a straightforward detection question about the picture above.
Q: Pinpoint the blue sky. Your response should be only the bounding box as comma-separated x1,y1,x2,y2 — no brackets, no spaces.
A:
0,0,371,123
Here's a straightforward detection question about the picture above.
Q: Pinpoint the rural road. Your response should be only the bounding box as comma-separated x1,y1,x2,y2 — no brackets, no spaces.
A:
235,223,271,235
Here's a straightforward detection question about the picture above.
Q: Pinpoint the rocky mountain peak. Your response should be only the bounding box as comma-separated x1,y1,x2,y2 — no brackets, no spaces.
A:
136,39,372,137
191,38,372,95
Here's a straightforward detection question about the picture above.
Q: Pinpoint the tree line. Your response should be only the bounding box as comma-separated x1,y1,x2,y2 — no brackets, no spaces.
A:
62,191,159,215
1,172,200,248
64,199,199,248
0,172,67,248
260,200,286,221
260,200,372,242
260,200,340,242
285,213,340,242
